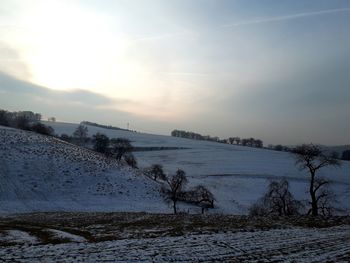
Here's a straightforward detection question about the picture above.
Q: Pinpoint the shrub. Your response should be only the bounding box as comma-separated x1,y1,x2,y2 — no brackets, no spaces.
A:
30,123,54,136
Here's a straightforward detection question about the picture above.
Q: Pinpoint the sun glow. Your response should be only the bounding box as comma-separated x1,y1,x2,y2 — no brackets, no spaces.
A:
1,0,203,121
14,1,150,100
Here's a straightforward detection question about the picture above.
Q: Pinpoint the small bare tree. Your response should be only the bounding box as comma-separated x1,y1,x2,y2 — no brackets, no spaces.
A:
313,178,340,217
124,153,138,168
249,179,302,216
73,124,88,146
185,185,215,214
145,164,166,181
93,133,110,154
162,169,188,214
292,144,341,216
110,138,133,162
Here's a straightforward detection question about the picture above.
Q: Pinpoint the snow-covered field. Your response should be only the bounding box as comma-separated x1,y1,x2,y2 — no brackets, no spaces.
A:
1,225,350,262
43,121,350,214
0,126,167,214
1,212,350,262
1,121,350,214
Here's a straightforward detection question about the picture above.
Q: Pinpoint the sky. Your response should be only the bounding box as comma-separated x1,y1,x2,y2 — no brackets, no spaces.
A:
0,0,349,145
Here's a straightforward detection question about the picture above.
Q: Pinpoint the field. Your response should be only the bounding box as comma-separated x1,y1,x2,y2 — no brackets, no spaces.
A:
44,121,350,214
1,213,350,262
1,123,350,261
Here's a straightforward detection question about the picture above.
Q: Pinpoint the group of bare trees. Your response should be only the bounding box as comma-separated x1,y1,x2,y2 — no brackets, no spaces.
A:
0,110,42,127
0,109,55,136
171,129,219,142
249,179,303,216
64,125,137,168
143,165,215,214
143,142,342,217
227,137,264,148
92,133,137,168
250,144,341,217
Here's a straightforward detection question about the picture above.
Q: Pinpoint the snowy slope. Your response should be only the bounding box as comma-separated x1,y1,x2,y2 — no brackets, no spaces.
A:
0,126,167,214
45,121,350,214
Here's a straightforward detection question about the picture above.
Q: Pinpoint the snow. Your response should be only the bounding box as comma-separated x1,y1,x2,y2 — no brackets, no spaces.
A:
46,229,86,243
0,230,39,245
1,226,350,262
40,121,350,214
1,121,350,214
0,126,168,215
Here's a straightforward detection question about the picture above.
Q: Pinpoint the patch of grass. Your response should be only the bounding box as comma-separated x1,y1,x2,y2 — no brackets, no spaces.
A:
1,212,349,246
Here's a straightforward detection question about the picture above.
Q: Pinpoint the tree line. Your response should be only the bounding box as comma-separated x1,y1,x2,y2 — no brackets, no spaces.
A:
171,129,264,148
80,121,130,132
0,109,54,136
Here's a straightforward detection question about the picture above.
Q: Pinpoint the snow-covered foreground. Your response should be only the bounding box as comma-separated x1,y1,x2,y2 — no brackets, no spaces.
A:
1,226,350,262
1,212,350,262
46,121,350,214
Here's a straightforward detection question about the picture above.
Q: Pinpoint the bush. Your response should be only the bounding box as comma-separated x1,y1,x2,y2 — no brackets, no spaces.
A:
144,164,166,181
180,185,215,213
93,133,110,154
110,138,133,161
124,153,138,168
249,179,303,216
60,134,72,142
30,123,54,136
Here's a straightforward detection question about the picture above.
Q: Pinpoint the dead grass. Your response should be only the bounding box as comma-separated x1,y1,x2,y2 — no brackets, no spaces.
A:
1,212,350,246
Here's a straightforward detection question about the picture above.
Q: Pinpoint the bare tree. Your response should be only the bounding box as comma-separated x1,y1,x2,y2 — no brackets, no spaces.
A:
184,185,215,214
93,133,110,154
145,164,167,181
15,115,30,130
162,169,188,214
124,153,138,168
249,179,302,216
292,144,341,216
73,124,88,145
315,179,338,217
110,138,133,162
0,110,9,126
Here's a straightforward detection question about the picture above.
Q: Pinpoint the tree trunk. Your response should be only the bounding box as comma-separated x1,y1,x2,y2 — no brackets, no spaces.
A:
173,201,177,214
310,171,318,216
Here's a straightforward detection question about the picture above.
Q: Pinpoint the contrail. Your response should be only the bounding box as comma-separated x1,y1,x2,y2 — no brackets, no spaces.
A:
222,7,350,28
127,7,350,42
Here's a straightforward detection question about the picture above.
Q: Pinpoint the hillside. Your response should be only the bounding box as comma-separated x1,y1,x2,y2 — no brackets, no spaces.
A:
44,121,350,214
0,126,166,214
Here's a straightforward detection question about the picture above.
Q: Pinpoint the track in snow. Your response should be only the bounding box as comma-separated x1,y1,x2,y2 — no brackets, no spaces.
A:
1,226,350,262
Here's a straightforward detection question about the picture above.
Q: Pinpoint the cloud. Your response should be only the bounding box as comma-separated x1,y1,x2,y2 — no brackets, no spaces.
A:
222,7,350,27
0,42,32,80
0,70,179,135
0,71,121,107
